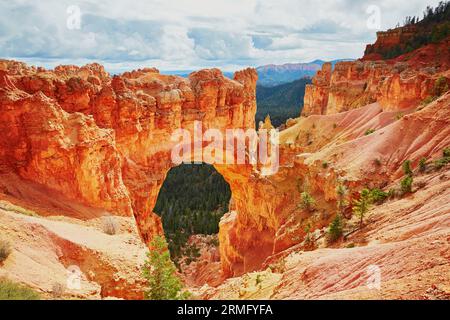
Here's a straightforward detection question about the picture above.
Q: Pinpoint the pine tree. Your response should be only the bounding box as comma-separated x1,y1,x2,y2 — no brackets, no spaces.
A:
142,236,190,300
328,214,344,243
353,189,372,228
299,191,315,212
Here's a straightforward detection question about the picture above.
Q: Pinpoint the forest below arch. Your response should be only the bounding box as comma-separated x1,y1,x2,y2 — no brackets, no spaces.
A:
153,163,231,264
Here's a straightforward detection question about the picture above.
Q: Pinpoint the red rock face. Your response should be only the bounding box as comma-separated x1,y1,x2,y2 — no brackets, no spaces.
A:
303,37,450,116
364,26,418,57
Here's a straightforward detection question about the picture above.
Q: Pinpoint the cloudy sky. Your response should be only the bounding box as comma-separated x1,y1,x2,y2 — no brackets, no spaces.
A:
0,0,441,73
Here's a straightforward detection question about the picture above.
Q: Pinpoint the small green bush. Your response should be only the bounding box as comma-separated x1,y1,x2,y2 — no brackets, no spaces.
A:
443,147,450,158
327,214,344,243
400,175,413,194
421,96,436,105
0,279,41,300
255,274,263,286
299,191,315,212
365,129,375,136
433,76,449,97
322,161,329,169
370,188,389,204
353,189,372,228
402,160,413,176
434,157,450,170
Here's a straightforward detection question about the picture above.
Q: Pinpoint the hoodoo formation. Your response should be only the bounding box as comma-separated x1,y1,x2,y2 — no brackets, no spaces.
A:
1,14,449,300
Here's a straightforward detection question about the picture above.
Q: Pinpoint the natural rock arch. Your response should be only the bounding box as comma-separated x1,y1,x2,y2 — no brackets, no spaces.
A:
0,60,273,278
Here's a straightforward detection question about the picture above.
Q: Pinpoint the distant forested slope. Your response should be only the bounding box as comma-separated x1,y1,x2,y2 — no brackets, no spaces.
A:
256,77,312,127
153,164,231,263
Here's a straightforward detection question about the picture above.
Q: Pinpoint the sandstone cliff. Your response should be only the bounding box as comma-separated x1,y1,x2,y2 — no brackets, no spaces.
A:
302,37,450,116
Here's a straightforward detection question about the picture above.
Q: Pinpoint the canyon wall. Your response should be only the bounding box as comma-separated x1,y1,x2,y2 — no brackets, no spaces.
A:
302,37,450,116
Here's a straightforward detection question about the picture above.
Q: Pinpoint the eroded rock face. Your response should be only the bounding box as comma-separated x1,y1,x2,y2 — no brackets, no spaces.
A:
302,37,450,116
302,60,442,115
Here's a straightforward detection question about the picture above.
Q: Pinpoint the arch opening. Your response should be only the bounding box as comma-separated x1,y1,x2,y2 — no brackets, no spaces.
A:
153,163,231,273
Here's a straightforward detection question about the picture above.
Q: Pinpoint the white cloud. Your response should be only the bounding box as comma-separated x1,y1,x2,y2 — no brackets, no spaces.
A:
0,0,443,72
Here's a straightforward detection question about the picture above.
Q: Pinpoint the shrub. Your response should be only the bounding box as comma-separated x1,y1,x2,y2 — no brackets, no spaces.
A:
142,236,190,300
433,76,449,97
370,188,388,204
255,274,263,286
365,129,375,135
443,147,450,158
299,191,315,212
353,189,372,228
400,175,413,194
327,214,344,243
0,240,12,263
395,113,404,120
402,160,413,176
419,157,427,172
434,157,450,170
0,279,41,300
322,161,329,169
421,96,436,105
102,216,118,235
303,223,314,246
373,158,382,166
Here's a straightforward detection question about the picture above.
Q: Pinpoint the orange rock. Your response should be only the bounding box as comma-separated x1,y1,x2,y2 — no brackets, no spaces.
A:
303,37,449,116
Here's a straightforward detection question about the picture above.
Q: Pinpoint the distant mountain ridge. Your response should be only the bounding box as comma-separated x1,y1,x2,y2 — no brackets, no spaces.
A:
256,59,352,87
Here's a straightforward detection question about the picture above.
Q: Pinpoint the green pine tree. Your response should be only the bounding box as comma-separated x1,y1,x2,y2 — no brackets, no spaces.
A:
353,189,372,228
328,214,344,243
142,236,190,300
